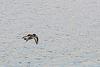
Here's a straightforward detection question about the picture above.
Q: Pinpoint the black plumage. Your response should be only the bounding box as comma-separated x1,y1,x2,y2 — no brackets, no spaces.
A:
22,34,38,44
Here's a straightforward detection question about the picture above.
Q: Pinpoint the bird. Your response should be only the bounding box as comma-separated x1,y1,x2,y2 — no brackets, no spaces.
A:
22,33,38,44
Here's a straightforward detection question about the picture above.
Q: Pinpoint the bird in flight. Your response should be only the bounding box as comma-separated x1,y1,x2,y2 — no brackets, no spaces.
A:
22,33,38,44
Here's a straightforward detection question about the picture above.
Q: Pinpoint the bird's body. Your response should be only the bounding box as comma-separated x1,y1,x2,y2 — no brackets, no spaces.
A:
22,34,38,44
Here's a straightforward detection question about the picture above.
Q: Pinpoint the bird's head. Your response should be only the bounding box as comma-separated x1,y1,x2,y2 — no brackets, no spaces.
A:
33,34,36,36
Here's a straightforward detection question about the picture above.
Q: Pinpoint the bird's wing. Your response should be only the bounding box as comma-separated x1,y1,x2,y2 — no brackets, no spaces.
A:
22,36,29,42
22,36,27,39
34,37,38,44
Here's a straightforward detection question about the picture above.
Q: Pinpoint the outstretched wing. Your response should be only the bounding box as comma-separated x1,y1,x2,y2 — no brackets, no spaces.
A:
34,37,38,44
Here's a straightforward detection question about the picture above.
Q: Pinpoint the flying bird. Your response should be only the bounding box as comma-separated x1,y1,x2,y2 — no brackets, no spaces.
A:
22,34,38,44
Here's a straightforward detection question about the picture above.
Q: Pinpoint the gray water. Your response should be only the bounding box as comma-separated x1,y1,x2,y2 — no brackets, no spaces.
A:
0,0,100,67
